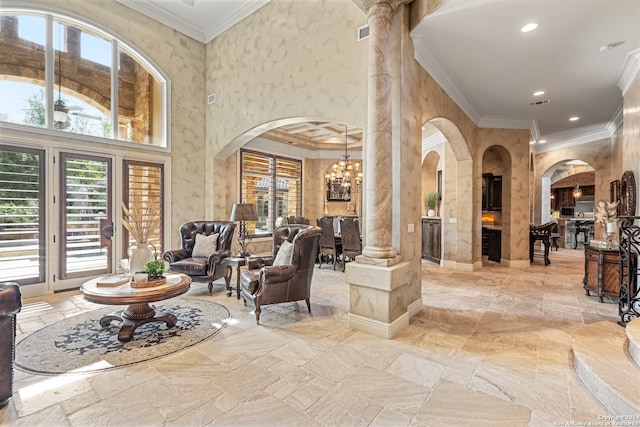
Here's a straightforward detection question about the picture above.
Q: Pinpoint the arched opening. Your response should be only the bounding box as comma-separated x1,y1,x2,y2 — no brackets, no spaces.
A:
421,118,474,270
543,159,596,249
421,151,441,216
481,145,511,263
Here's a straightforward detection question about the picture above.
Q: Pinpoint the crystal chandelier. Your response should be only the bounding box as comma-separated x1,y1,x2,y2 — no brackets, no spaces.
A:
325,126,363,198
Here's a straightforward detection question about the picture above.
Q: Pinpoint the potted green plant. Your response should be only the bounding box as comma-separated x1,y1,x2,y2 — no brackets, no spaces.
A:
424,191,439,217
144,259,166,280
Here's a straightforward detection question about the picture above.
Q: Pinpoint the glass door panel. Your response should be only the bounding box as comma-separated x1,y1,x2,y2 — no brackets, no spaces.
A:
60,153,111,279
0,146,45,284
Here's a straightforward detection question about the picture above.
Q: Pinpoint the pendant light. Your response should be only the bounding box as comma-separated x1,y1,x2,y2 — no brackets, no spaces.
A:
53,29,68,123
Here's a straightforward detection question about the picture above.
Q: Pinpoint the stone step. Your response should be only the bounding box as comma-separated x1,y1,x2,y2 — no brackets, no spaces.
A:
626,319,640,368
571,320,640,415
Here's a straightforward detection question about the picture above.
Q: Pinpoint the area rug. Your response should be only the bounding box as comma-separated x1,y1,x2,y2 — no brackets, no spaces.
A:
15,298,230,375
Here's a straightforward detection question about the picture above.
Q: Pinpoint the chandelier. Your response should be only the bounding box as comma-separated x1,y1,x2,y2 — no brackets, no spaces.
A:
325,126,363,196
572,183,582,199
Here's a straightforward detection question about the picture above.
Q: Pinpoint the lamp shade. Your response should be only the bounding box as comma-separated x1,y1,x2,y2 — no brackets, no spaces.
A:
230,203,258,222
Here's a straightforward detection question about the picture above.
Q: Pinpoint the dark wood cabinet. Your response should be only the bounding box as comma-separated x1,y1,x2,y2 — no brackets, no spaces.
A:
422,218,441,264
583,246,620,302
552,185,595,210
482,227,501,262
482,173,502,211
487,228,501,263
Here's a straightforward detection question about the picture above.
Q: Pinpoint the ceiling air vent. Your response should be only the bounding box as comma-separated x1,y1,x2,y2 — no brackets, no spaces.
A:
358,25,370,41
529,99,550,106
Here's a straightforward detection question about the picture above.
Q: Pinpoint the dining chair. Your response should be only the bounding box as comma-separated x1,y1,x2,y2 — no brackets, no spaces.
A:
340,217,361,268
317,217,342,270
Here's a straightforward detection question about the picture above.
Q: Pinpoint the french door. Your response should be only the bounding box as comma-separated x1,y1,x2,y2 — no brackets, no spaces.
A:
0,144,165,295
58,152,113,284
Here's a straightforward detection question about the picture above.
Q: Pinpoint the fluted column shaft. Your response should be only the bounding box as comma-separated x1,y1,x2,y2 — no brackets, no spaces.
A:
361,0,404,260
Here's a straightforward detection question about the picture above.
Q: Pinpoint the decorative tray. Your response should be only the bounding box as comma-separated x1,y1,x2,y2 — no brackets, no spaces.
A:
130,276,167,289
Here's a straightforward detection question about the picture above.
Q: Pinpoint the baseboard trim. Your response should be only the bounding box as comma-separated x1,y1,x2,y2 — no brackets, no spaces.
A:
348,311,409,339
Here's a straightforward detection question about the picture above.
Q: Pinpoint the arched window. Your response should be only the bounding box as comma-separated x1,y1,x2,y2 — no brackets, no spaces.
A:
0,9,168,147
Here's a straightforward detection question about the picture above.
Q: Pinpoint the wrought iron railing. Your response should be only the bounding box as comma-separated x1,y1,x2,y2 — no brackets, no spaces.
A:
618,216,640,326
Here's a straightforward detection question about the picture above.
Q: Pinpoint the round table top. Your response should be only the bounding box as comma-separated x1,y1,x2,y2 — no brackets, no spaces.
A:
80,273,191,306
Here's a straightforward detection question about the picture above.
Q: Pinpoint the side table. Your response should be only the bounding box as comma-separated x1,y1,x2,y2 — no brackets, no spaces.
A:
583,245,619,302
224,256,262,299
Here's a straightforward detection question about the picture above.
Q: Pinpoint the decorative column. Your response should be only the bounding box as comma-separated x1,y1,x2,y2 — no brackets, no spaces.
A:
346,0,419,339
359,0,409,265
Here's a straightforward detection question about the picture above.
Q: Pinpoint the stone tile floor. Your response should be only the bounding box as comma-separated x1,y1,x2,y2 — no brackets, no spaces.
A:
1,248,620,426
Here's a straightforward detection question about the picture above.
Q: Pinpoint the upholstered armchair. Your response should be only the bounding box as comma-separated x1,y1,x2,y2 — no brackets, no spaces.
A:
162,221,236,293
240,225,322,324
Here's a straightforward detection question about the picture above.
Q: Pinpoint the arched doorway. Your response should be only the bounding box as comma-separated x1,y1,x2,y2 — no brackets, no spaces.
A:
543,160,596,249
421,118,475,270
481,145,512,262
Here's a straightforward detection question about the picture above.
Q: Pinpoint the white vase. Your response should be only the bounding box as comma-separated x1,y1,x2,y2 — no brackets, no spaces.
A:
427,209,436,217
129,244,153,276
606,221,617,234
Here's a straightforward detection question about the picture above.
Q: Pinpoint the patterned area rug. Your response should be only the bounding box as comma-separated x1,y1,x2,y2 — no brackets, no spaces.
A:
15,298,230,375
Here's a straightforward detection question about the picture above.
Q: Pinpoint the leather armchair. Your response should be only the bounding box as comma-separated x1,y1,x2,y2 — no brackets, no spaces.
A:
0,282,21,408
240,225,322,324
162,221,236,293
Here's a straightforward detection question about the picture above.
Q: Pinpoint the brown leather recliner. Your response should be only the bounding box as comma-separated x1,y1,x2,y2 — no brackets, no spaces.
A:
240,225,322,324
0,282,21,408
162,221,236,293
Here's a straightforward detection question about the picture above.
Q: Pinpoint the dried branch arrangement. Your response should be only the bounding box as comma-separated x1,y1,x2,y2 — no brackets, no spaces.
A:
122,202,158,244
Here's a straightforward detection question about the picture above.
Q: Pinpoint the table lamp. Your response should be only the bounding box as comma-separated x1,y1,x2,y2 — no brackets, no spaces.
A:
230,203,258,257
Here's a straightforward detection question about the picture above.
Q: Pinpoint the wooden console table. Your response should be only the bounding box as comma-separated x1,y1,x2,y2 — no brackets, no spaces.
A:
583,245,620,302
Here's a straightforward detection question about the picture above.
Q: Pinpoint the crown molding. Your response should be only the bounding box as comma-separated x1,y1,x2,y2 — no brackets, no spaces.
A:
115,0,269,43
616,48,640,96
412,35,481,125
533,122,613,154
202,1,269,43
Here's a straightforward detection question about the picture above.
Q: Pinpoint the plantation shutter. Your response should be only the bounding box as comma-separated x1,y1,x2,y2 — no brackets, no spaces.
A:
240,150,302,237
123,160,164,259
0,146,45,284
60,153,111,278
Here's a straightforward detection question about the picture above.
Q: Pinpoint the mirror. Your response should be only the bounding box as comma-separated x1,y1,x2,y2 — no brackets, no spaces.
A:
620,170,636,216
326,178,351,201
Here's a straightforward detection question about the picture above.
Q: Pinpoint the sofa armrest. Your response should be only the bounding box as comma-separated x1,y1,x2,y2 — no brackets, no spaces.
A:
0,283,21,316
259,255,275,267
260,264,296,284
162,249,190,263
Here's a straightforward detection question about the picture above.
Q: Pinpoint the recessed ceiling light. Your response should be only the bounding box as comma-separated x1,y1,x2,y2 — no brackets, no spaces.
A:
533,91,545,96
569,116,579,122
529,140,536,145
521,23,538,33
539,139,547,144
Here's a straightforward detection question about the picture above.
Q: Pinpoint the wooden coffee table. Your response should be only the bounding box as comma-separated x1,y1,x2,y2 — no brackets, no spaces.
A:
80,273,191,342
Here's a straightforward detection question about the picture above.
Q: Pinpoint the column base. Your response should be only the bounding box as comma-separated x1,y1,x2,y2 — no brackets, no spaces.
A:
355,254,402,267
345,260,422,339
